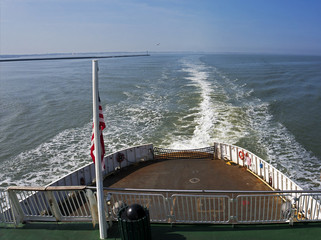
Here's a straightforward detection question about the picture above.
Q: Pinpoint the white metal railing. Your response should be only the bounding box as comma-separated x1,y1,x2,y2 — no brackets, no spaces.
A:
106,191,168,223
5,186,95,224
235,193,292,223
171,194,230,224
1,143,321,226
297,193,321,221
0,187,15,224
214,142,303,193
47,144,154,188
2,186,321,225
104,188,321,224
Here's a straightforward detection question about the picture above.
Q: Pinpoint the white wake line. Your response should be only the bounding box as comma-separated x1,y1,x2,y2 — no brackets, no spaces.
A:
169,61,216,149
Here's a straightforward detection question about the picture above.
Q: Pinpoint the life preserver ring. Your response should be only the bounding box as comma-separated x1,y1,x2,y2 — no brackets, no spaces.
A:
239,151,244,160
117,153,125,163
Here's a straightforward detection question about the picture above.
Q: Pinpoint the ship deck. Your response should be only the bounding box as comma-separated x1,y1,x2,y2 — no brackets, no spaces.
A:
2,222,321,240
103,157,271,191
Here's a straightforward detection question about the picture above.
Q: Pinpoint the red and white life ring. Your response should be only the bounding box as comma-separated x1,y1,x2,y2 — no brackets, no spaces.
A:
117,153,125,163
239,151,244,160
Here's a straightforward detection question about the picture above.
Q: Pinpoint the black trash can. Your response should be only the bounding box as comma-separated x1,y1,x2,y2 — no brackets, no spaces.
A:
118,204,152,240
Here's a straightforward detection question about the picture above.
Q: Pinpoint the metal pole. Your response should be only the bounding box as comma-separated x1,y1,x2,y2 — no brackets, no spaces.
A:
92,60,107,239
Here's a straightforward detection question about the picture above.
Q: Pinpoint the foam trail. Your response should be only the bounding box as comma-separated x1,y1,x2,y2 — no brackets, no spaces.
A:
246,101,321,189
168,59,248,149
0,123,93,187
168,61,214,149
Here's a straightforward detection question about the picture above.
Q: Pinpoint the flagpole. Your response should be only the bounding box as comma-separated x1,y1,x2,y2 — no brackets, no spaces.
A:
92,60,107,239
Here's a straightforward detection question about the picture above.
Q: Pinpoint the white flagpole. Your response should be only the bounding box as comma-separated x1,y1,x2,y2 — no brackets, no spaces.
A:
92,60,107,239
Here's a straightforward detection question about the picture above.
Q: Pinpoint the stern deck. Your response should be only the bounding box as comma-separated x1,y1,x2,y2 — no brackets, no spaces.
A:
103,157,271,191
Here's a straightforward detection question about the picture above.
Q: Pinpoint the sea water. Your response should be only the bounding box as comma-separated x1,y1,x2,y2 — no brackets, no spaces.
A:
0,53,320,189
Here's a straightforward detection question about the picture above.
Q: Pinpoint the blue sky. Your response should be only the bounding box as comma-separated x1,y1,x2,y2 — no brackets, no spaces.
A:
1,0,321,55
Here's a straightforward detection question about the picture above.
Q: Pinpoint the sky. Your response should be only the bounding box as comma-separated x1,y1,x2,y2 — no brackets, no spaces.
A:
1,0,321,55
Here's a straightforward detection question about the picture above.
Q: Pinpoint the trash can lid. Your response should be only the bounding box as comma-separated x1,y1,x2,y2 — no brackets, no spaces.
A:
126,204,146,220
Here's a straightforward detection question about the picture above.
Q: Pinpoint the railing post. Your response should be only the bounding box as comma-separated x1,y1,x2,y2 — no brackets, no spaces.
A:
229,195,236,224
7,190,24,225
86,189,99,227
45,191,62,221
166,195,175,225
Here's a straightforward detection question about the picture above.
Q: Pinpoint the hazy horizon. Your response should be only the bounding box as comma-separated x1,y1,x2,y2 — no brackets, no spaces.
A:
1,0,321,56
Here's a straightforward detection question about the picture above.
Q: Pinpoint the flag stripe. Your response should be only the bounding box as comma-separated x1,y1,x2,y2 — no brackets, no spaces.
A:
91,100,106,170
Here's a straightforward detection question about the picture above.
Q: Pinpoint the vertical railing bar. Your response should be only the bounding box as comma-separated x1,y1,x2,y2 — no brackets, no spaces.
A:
186,194,190,222
182,195,186,222
75,191,84,216
218,197,221,223
174,196,179,222
203,196,209,222
79,190,88,216
18,191,27,215
190,195,194,222
56,191,66,216
188,195,190,223
254,196,257,222
222,196,226,223
55,191,63,216
249,196,252,222
158,194,163,221
204,196,208,222
65,191,73,216
33,191,43,216
150,194,154,219
195,196,199,223
41,191,52,216
305,196,309,220
118,193,123,209
188,196,191,223
64,191,73,216
78,190,87,216
212,197,215,222
274,195,278,221
245,196,248,221
23,191,33,215
240,196,243,222
316,195,320,220
307,196,312,220
267,195,271,221
311,196,316,220
69,191,79,216
36,191,46,216
318,194,321,220
29,190,40,216
271,195,274,221
210,197,213,222
258,195,262,221
263,196,266,221
38,191,49,216
181,196,185,222
161,194,166,221
84,190,92,217
130,193,135,207
159,195,164,221
31,191,42,216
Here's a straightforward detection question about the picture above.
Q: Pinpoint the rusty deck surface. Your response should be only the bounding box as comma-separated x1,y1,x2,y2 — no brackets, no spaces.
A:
103,158,271,191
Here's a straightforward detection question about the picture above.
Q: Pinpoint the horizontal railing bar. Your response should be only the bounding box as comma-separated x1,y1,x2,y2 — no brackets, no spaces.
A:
7,186,321,194
98,187,321,194
7,186,87,191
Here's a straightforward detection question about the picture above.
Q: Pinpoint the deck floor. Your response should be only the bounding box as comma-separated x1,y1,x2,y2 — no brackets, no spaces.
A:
2,222,321,240
103,158,271,191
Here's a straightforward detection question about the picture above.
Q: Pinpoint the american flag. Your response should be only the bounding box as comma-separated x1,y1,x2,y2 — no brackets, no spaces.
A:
90,99,106,169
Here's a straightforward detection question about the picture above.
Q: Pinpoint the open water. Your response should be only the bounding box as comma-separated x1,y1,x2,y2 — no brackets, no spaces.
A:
0,53,321,189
